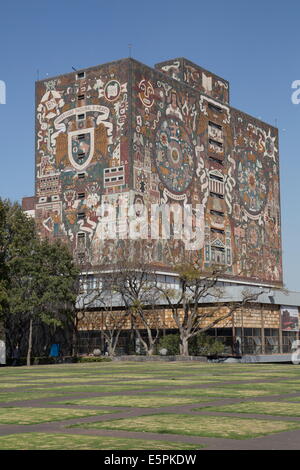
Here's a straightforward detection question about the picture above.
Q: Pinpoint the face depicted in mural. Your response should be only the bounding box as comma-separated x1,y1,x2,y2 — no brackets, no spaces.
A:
138,79,155,108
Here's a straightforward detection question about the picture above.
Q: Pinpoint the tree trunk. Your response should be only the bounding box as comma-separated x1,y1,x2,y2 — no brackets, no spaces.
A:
180,335,189,356
27,318,33,367
72,325,78,357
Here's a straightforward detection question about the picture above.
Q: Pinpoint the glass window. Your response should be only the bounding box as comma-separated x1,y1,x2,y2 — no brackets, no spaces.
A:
264,328,279,354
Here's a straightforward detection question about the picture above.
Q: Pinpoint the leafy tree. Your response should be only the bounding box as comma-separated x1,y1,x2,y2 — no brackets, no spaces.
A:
0,199,78,365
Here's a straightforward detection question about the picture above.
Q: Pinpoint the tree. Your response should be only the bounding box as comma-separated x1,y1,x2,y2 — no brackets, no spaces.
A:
8,238,78,366
75,267,130,356
112,259,165,356
0,199,78,365
157,262,268,356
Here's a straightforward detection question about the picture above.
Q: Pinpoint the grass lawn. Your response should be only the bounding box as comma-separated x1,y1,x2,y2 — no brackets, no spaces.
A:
0,432,204,450
70,413,300,439
1,362,300,449
153,387,277,398
194,401,300,417
0,407,115,425
51,394,215,407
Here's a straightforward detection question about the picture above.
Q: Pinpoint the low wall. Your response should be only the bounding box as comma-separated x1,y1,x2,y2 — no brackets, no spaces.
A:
112,355,208,362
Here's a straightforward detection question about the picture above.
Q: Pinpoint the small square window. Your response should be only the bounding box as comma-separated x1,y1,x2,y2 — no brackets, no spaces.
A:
77,71,85,79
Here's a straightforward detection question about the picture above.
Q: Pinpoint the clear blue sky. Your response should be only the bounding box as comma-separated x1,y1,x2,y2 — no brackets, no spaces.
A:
0,0,299,290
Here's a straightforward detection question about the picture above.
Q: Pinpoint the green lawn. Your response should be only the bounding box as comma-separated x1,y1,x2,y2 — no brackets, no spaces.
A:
1,361,300,449
0,433,204,450
195,401,300,417
52,394,215,407
69,413,300,440
0,407,115,425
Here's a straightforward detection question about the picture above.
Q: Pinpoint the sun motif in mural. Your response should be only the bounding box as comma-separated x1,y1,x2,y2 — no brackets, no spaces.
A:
263,129,278,162
237,150,268,215
155,119,195,193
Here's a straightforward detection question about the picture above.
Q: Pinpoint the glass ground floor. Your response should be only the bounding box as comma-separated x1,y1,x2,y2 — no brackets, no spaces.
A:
77,327,299,357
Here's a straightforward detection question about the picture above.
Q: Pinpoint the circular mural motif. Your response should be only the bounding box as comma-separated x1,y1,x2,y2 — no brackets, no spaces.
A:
155,119,195,193
237,150,268,215
104,80,121,102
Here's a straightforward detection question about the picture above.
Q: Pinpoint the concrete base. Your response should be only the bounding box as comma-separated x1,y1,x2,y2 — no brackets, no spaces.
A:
241,354,293,363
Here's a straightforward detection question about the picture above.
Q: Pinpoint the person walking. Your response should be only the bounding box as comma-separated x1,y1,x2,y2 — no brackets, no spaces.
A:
12,345,20,366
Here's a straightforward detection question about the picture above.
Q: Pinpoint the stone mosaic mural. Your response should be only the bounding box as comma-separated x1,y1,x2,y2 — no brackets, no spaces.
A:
34,57,282,286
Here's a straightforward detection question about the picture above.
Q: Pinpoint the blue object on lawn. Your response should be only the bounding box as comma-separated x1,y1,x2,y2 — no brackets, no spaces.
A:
50,343,60,357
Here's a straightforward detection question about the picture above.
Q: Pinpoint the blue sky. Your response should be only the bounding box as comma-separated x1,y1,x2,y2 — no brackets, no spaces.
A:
0,0,299,290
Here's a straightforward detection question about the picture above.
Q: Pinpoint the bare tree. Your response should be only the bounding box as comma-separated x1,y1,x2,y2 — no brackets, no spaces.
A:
113,259,165,356
157,262,269,356
76,263,131,356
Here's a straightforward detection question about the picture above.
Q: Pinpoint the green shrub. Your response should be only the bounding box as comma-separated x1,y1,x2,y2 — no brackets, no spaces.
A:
158,333,225,356
76,356,112,363
190,334,225,356
157,334,180,355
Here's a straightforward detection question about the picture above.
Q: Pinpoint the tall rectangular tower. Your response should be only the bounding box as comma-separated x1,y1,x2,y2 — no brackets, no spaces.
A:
34,57,282,287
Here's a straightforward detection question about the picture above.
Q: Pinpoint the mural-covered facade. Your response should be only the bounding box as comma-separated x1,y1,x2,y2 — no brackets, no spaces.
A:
34,57,282,287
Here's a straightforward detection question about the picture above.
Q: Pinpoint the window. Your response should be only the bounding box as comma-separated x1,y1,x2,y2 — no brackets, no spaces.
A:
77,113,85,121
210,210,224,217
77,252,86,264
208,121,223,143
264,328,279,354
77,232,86,252
208,102,222,113
209,191,224,199
209,173,223,182
78,134,85,140
77,71,85,79
209,156,223,165
209,138,223,148
282,331,297,353
209,121,222,130
211,246,225,264
210,228,224,234
77,212,85,220
78,192,85,199
78,172,86,179
78,94,85,101
242,328,262,355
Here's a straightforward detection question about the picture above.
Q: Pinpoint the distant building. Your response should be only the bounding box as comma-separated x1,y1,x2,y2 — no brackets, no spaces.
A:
22,196,35,218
